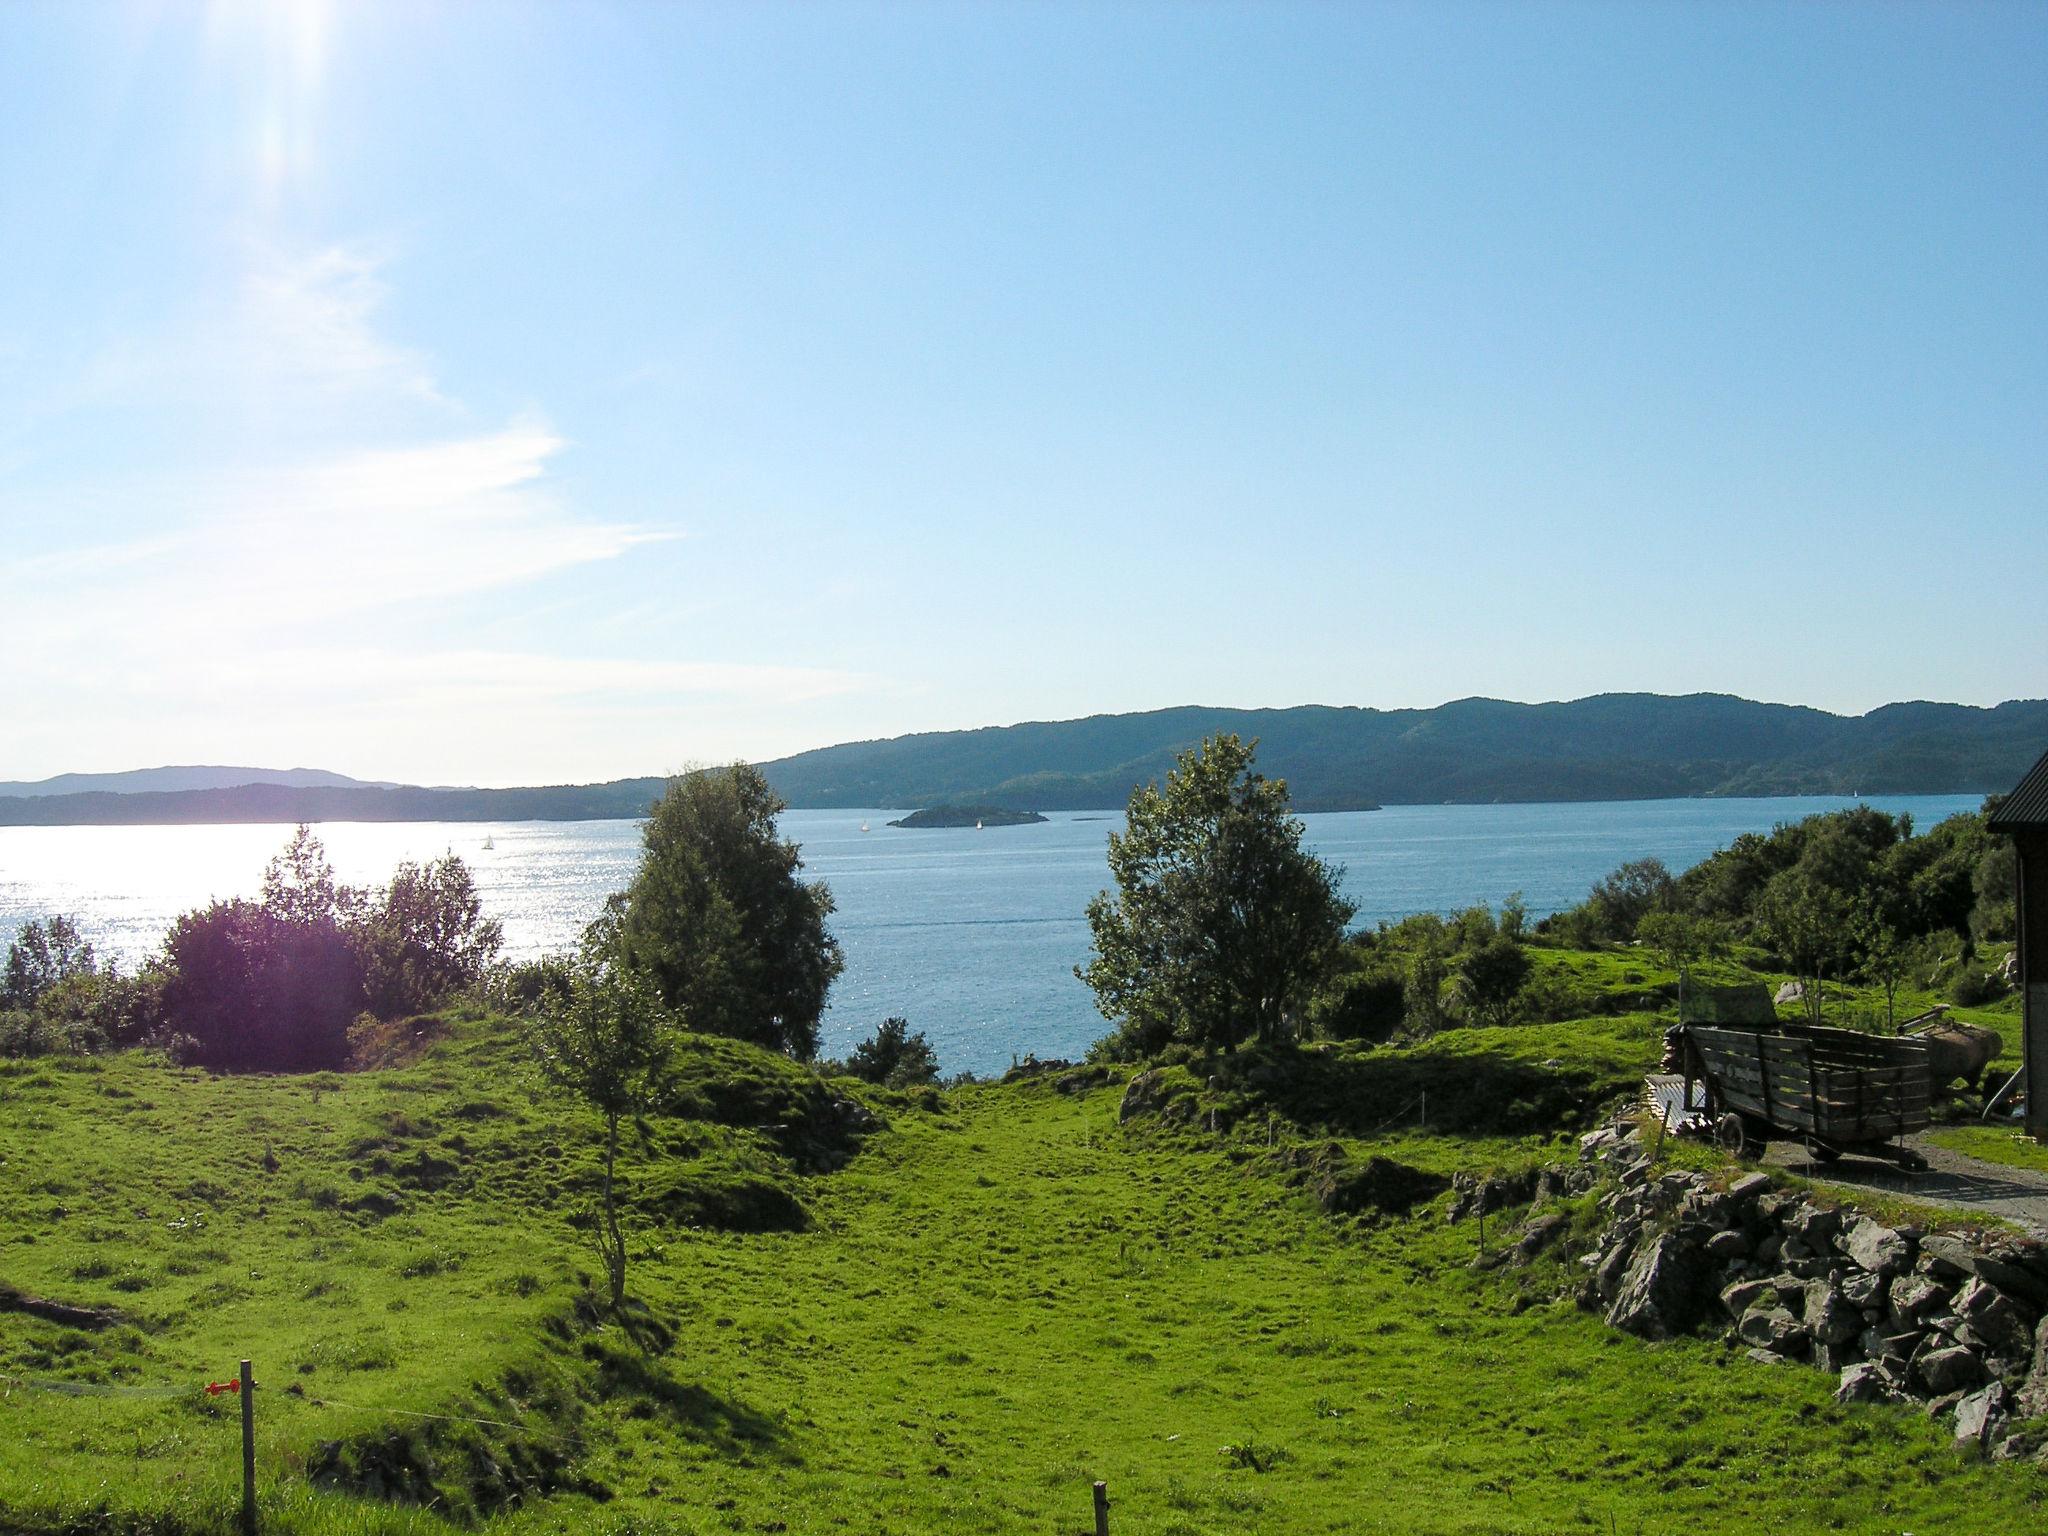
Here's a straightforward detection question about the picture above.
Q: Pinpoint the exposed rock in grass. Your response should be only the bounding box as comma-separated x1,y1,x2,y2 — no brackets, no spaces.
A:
1606,1233,1709,1339
1302,1150,1451,1218
0,1281,122,1330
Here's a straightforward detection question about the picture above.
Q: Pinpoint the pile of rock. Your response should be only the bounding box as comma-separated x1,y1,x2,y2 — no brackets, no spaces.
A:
1563,1125,2048,1459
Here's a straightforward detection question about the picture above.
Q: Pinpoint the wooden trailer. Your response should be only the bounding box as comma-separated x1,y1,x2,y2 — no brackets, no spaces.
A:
1675,1023,1932,1169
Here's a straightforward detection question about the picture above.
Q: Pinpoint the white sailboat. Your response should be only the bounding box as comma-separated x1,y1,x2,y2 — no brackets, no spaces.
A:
859,820,870,833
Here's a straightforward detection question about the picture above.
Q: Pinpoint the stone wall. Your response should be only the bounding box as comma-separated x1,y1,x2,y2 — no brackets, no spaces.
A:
1505,1126,2048,1460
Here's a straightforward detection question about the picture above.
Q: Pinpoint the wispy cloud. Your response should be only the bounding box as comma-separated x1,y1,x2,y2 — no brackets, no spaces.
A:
0,237,875,780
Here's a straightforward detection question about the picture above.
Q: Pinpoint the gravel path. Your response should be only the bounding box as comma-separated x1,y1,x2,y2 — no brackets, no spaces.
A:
1763,1133,2048,1235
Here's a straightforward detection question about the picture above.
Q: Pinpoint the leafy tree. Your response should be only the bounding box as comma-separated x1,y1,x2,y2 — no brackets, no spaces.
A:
1854,902,1910,1031
613,765,843,1059
1081,734,1354,1056
2,916,97,1010
159,899,360,1070
1756,871,1855,1027
1454,935,1530,1028
355,854,504,1017
262,824,360,928
1636,908,1731,1020
846,1017,940,1087
533,926,674,1309
1585,858,1677,941
1397,914,1454,1037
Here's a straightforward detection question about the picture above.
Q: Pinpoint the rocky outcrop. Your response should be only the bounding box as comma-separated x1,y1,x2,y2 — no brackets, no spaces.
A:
1560,1126,2048,1460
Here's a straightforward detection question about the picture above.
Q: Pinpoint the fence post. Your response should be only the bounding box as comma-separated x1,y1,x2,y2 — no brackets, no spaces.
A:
1093,1480,1110,1536
240,1358,256,1536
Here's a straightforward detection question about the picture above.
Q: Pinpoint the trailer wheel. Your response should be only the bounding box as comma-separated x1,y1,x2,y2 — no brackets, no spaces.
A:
1804,1139,1841,1165
1896,1148,1929,1173
1713,1114,1751,1157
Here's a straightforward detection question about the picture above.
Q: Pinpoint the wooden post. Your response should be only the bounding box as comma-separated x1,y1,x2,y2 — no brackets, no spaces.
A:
1092,1480,1110,1536
240,1358,256,1536
1419,1090,1426,1131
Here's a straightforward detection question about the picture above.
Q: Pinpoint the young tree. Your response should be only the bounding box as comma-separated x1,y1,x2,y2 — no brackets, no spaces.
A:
1636,908,1731,1022
354,854,505,1017
846,1017,940,1087
1455,935,1531,1028
613,765,843,1059
2,916,97,1010
1756,871,1855,1027
1585,858,1677,941
533,932,674,1309
1080,734,1354,1056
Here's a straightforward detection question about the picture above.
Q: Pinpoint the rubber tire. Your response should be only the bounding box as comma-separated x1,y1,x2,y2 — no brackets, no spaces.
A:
1804,1139,1841,1165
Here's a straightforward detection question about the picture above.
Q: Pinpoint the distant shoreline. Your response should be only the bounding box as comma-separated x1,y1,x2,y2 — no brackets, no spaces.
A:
0,787,1994,830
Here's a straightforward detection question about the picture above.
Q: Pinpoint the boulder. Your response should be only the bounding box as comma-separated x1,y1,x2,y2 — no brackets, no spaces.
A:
1739,1305,1809,1355
1787,1202,1842,1249
1954,1276,2034,1359
1118,1069,1167,1124
1774,980,1804,1005
1889,1273,1951,1325
1705,1229,1752,1262
1954,1383,2008,1452
1512,1212,1569,1264
1805,1281,1860,1347
1726,1172,1773,1207
2019,1317,2048,1418
1594,1237,1638,1304
1836,1362,1894,1404
1841,1218,1913,1279
1917,1344,1989,1396
1841,1269,1885,1310
1314,1155,1451,1218
1606,1233,1709,1339
1721,1278,1775,1318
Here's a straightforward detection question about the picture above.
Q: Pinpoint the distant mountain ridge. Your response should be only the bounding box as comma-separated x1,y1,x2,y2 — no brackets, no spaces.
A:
0,766,398,798
755,693,2048,812
0,693,2041,825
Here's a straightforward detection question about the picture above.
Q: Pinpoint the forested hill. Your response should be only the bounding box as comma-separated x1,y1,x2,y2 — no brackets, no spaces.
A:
1,694,2041,824
754,694,2048,812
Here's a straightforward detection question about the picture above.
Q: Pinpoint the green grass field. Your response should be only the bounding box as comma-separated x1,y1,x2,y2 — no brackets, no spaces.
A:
4,981,2043,1535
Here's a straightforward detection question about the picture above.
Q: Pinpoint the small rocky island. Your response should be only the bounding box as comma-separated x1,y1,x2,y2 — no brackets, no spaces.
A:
886,805,1048,829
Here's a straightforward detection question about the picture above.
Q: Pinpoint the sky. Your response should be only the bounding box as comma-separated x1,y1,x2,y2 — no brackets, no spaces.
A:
0,1,2042,787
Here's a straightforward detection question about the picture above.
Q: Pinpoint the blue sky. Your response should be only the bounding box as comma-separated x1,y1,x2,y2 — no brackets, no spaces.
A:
1,1,2041,786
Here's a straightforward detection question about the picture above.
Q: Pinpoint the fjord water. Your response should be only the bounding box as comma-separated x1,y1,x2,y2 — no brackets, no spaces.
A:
0,795,1982,1074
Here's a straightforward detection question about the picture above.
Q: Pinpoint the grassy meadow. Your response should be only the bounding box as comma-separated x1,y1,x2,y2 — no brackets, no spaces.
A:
1,947,2040,1536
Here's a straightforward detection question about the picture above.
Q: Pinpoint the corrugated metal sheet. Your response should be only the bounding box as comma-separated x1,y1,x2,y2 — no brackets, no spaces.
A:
1989,747,2048,831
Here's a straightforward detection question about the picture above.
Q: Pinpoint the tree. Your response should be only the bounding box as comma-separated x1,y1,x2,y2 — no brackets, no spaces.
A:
1455,935,1530,1028
612,765,843,1059
158,828,361,1070
533,925,674,1309
1636,908,1731,1021
2,916,97,1010
355,853,504,1017
846,1017,940,1087
1756,871,1855,1028
1080,734,1354,1056
1585,858,1677,941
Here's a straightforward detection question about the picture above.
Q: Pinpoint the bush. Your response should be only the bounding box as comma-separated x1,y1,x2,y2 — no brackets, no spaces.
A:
1311,972,1406,1042
159,900,361,1071
846,1017,940,1088
354,855,504,1018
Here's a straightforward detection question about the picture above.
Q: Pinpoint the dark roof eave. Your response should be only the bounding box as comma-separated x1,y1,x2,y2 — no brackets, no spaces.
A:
1988,747,2048,832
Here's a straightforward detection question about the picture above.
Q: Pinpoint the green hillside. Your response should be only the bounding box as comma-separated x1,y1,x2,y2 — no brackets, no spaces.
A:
2,973,2038,1535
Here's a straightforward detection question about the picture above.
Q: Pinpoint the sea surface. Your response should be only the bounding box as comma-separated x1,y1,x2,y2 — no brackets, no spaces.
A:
0,795,1983,1074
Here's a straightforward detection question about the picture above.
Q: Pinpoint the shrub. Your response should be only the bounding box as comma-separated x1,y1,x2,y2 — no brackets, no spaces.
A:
846,1017,940,1088
1311,971,1406,1042
159,900,361,1071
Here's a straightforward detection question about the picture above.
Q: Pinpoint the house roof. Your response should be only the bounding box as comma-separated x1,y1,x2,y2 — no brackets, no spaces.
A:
1989,747,2048,832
